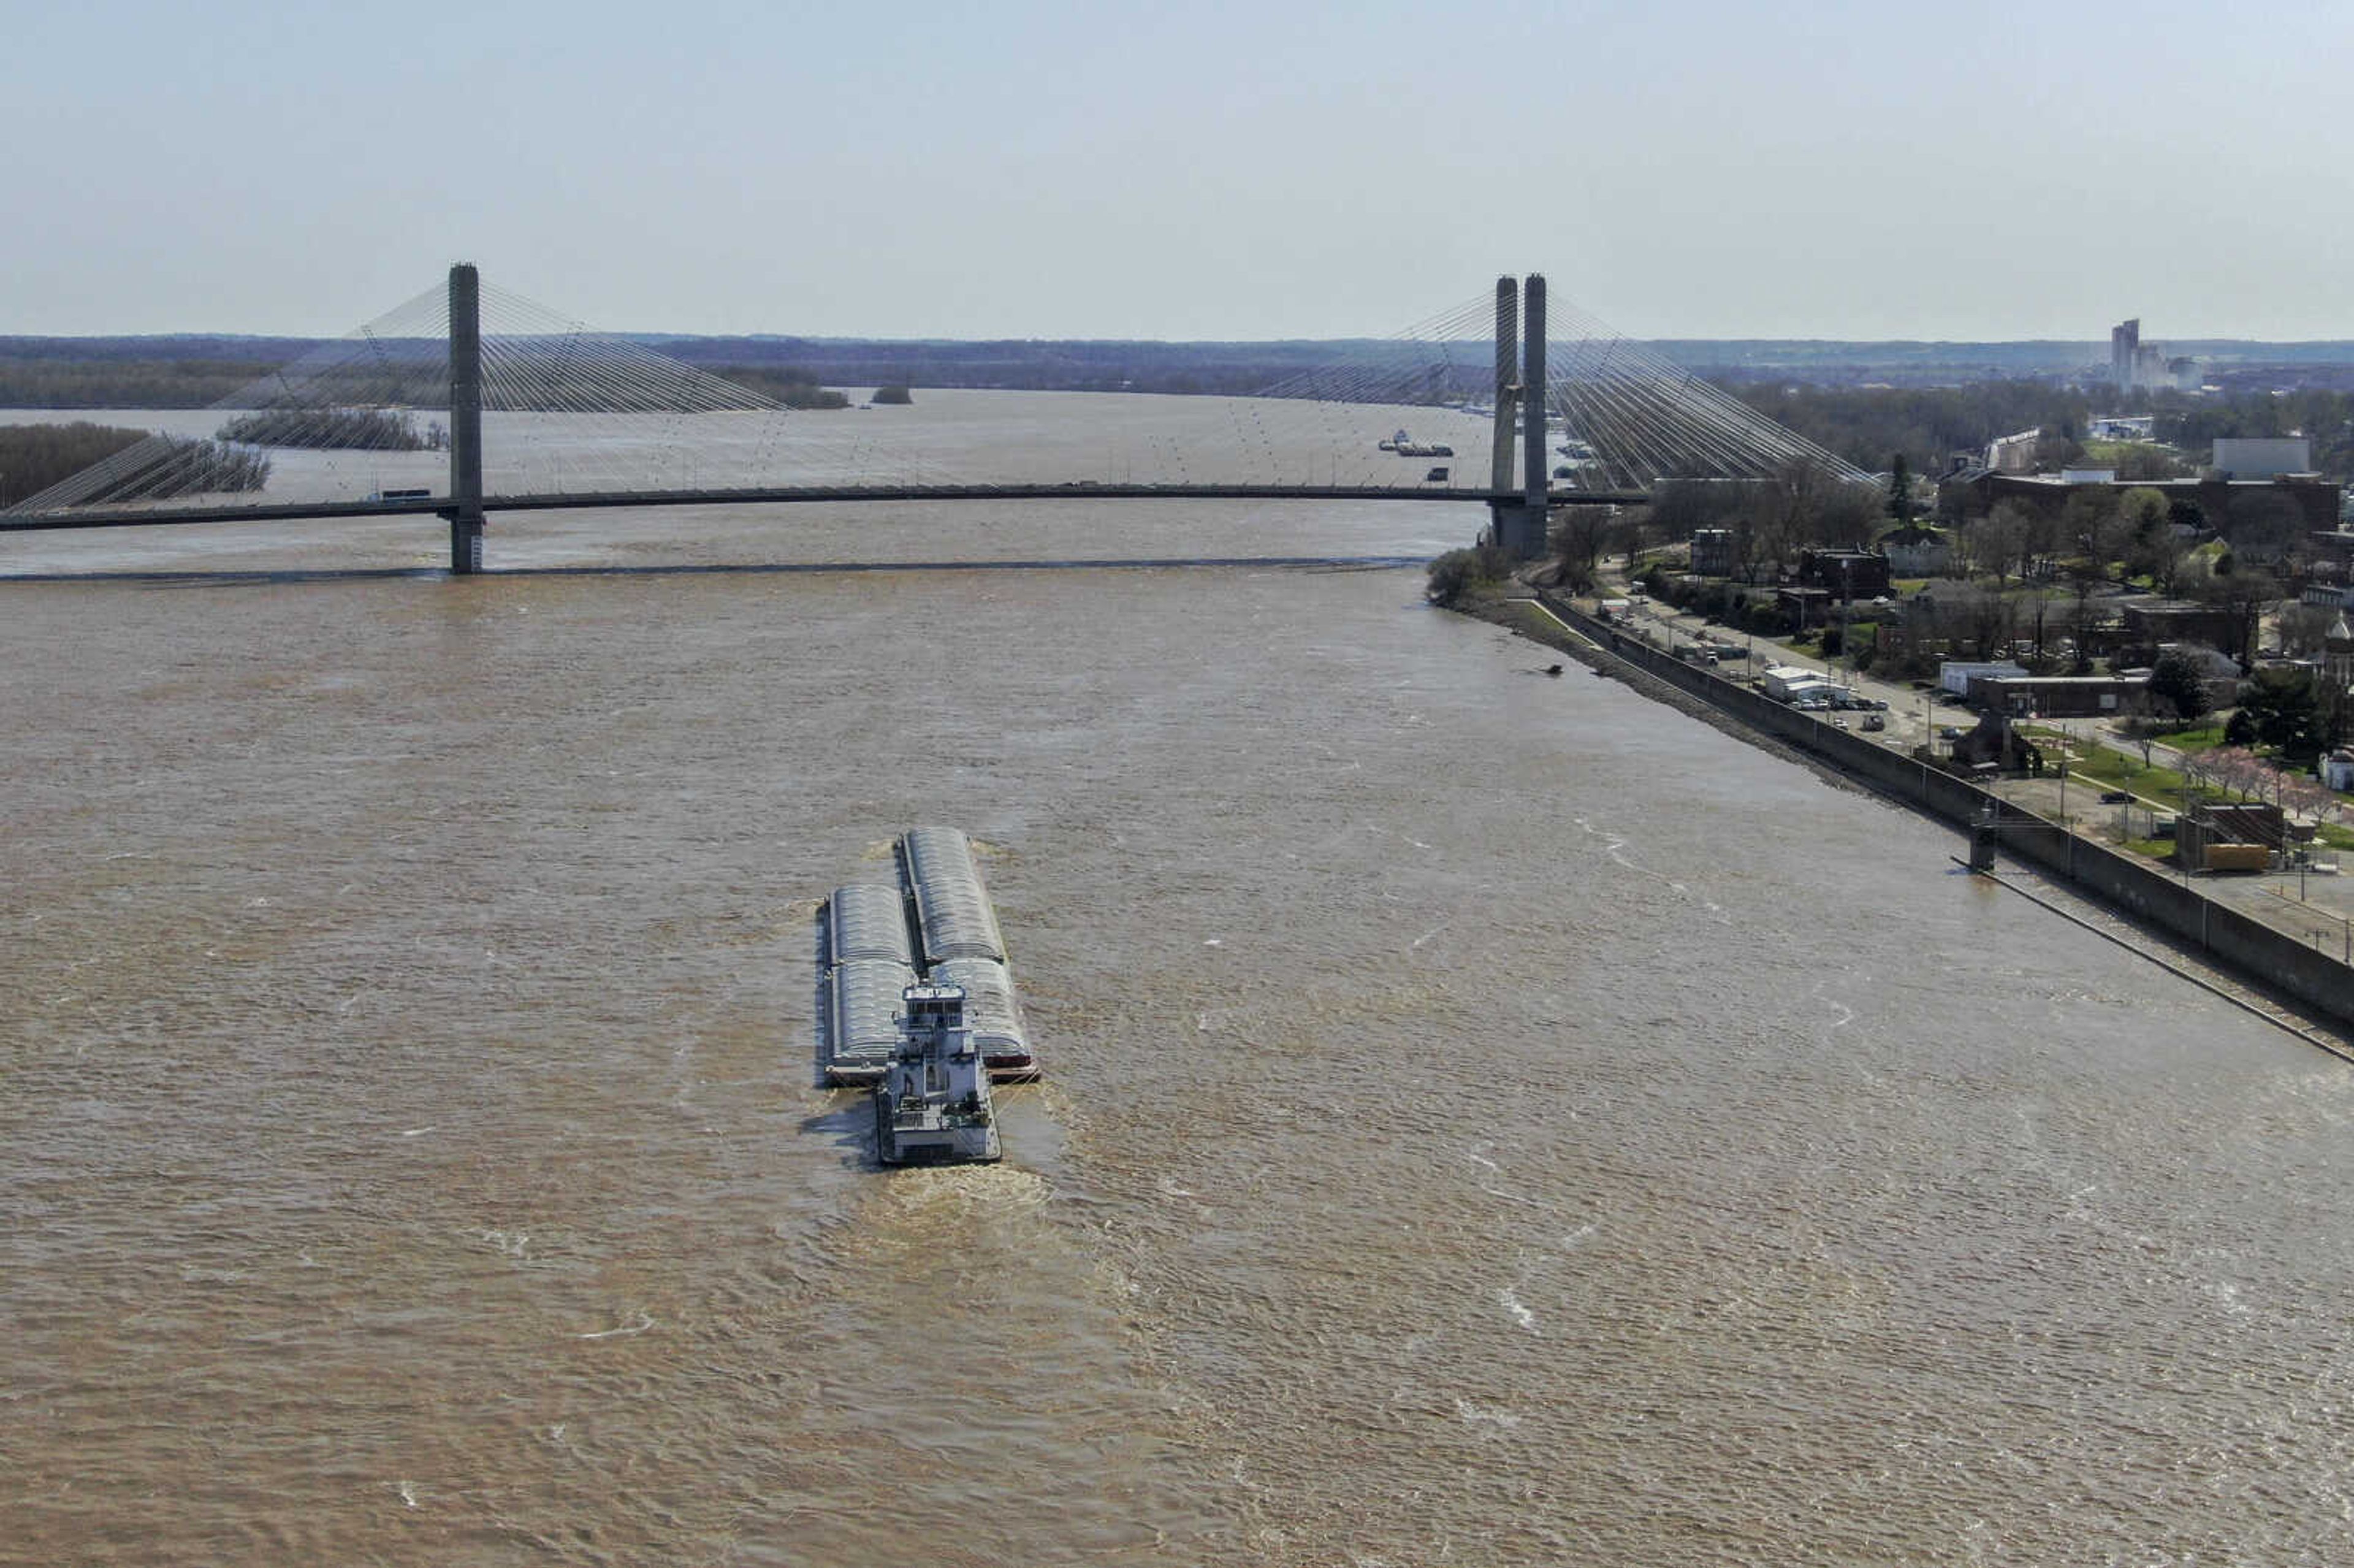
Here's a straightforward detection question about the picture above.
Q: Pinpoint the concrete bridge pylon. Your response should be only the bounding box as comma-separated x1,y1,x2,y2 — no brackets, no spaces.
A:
444,262,486,574
1490,275,1519,496
1488,272,1550,560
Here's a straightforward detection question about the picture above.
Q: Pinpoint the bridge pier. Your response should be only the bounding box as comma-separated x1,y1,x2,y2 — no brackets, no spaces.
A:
1488,500,1547,557
447,262,487,576
449,514,483,573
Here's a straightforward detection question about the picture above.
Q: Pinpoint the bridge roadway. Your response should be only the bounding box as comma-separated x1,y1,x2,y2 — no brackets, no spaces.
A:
0,482,1645,533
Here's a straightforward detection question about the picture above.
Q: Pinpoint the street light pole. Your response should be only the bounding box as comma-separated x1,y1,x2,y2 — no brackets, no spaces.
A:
2058,743,2072,880
2179,768,2193,883
1920,692,1933,799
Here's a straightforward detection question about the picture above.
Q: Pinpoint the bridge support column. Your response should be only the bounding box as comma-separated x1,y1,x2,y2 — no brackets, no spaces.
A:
1490,273,1550,560
448,262,486,576
1490,276,1519,497
1522,273,1547,514
449,514,483,573
1488,500,1545,557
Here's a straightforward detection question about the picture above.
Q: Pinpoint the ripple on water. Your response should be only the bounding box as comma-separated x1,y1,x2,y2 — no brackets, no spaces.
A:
6,491,2353,1564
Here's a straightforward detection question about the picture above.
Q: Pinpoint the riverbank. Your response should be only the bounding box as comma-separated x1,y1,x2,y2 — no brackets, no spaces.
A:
1450,579,1867,794
1443,569,2354,1044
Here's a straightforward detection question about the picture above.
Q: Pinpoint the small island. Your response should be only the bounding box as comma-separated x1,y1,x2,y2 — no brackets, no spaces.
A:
871,384,912,406
216,407,441,451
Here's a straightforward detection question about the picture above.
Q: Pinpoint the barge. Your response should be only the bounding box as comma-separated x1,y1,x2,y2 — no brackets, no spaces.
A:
818,883,918,1086
810,827,1042,1163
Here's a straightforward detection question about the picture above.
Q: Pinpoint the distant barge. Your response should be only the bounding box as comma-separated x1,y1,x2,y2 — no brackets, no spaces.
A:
815,826,1038,1164
1377,428,1455,459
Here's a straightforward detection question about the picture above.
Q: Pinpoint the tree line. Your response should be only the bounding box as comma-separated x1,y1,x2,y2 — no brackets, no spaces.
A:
0,357,272,409
1725,380,2354,484
0,422,269,507
0,352,858,414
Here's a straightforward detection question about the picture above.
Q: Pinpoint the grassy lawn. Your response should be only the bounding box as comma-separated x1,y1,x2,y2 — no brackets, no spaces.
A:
2319,823,2354,853
2040,737,2188,801
2157,723,2227,753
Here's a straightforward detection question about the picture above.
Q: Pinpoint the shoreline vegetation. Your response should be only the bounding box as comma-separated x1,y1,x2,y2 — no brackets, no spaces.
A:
0,422,269,508
0,352,851,413
215,408,439,451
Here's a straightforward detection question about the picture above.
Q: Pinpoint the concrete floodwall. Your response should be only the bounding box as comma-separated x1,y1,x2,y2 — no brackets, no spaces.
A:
1537,590,2354,1028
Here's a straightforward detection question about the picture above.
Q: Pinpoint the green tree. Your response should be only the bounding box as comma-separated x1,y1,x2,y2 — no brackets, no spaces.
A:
1426,542,1509,607
2233,666,2336,761
2147,649,2213,725
1886,452,1912,522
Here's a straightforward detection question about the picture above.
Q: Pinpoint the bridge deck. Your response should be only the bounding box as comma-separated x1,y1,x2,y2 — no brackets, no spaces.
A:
0,482,1645,533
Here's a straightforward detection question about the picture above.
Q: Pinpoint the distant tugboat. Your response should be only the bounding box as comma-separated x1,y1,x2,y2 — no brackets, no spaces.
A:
874,981,1001,1166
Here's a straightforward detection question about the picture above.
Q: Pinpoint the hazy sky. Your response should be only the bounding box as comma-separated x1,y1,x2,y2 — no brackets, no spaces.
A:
6,0,2346,341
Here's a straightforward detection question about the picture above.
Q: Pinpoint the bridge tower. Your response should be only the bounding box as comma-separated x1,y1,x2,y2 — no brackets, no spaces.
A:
445,262,486,574
1490,275,1519,495
1488,273,1550,559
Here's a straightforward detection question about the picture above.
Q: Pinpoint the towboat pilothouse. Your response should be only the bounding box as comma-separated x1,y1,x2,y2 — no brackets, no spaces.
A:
874,982,1001,1166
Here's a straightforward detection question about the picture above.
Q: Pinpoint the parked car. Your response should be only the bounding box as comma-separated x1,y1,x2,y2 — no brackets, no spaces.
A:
1861,714,1886,731
2100,790,2132,804
1938,725,1966,740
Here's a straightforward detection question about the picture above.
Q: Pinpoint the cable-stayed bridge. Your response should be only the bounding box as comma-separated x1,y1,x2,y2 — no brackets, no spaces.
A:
1,267,1868,573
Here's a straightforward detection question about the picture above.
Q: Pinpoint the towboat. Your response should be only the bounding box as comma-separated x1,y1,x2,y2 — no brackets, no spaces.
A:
874,981,1000,1166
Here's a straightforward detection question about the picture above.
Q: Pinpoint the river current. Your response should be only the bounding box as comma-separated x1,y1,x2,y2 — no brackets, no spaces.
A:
6,395,2354,1565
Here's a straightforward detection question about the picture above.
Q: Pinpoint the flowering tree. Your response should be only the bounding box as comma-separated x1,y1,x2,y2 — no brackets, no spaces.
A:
2285,775,2343,838
2204,747,2269,803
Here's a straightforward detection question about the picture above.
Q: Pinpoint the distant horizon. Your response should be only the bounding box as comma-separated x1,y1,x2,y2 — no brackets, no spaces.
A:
10,327,2354,354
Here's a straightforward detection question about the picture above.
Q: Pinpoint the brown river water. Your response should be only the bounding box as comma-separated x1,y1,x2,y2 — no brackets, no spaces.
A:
7,395,2354,1566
